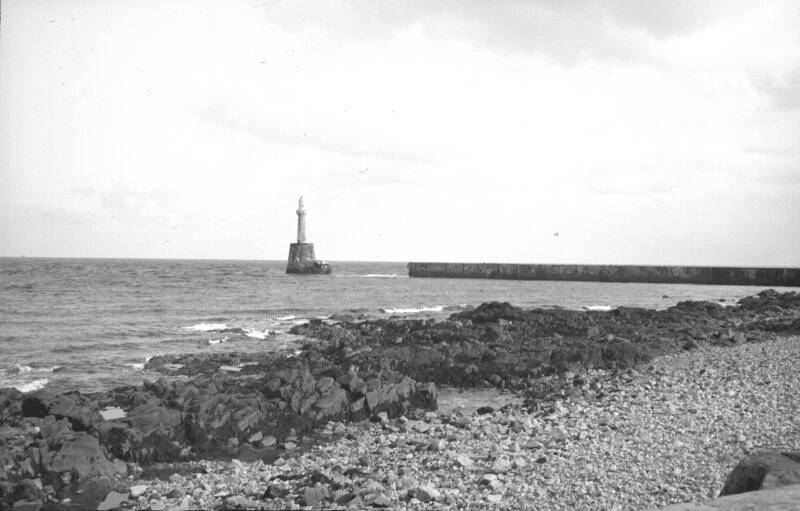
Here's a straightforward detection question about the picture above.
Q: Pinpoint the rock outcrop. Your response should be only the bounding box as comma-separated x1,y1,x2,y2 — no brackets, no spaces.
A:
720,451,800,496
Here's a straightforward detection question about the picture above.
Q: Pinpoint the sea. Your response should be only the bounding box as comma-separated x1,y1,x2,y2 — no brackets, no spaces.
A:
1,258,797,394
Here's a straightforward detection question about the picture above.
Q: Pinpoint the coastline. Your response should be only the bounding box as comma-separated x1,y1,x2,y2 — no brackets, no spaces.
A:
1,290,799,510
130,334,800,510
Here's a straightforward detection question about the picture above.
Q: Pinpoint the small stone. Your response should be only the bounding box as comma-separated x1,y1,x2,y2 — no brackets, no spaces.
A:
263,484,290,499
167,487,185,499
303,485,330,507
168,473,182,483
414,484,441,503
369,493,391,507
248,431,263,444
429,439,446,451
479,473,498,485
490,458,511,473
455,454,474,468
261,435,277,447
149,500,166,511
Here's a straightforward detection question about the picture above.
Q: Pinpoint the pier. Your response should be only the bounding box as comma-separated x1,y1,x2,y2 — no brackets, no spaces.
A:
407,262,800,286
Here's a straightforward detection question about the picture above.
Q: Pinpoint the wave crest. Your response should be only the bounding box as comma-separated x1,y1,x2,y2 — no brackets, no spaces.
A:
183,323,228,332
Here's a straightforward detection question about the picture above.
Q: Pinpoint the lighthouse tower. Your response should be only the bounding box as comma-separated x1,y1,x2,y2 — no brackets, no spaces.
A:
285,196,331,274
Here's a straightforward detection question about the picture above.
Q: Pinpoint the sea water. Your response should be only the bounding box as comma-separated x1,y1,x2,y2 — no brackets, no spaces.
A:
1,257,795,393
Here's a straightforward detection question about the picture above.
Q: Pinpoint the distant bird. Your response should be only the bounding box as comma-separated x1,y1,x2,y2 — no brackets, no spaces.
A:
553,232,559,237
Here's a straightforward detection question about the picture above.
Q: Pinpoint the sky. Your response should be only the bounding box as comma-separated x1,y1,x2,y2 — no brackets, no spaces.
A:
1,0,799,265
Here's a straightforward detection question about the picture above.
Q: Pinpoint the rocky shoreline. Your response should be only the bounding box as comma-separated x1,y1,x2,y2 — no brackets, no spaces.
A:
1,290,799,510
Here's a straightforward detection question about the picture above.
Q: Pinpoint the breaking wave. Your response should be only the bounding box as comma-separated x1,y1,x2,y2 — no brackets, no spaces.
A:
13,379,49,393
584,305,614,312
183,323,228,332
380,305,445,314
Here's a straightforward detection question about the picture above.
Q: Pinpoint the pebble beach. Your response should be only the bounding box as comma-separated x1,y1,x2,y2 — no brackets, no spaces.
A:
125,335,800,510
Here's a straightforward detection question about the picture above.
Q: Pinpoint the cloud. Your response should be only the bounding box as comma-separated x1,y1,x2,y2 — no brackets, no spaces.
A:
256,0,761,65
751,68,800,111
191,101,436,167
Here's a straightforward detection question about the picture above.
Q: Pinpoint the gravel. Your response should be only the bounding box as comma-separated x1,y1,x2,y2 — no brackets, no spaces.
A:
128,335,800,510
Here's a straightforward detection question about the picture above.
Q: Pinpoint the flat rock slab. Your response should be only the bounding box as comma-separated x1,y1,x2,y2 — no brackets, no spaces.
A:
437,388,522,415
657,484,800,510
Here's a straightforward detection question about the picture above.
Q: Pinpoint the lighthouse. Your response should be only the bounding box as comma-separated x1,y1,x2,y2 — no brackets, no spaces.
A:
285,196,331,274
296,196,307,243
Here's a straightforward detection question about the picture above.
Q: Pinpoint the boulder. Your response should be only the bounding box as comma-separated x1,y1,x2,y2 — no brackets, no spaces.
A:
125,404,181,437
49,432,123,480
720,451,800,496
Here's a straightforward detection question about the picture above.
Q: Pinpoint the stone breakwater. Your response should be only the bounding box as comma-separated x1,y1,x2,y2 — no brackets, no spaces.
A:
407,262,800,286
1,290,799,510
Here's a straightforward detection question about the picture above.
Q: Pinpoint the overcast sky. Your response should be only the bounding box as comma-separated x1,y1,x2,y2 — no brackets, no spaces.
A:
1,0,798,265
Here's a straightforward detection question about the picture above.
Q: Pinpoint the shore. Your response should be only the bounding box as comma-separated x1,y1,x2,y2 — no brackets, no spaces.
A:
127,335,800,510
2,290,799,510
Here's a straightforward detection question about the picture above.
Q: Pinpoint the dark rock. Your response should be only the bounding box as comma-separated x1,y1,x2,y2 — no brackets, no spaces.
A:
720,451,800,496
476,406,494,415
682,339,699,351
50,432,123,480
264,484,290,499
451,301,526,324
166,487,185,499
302,484,330,506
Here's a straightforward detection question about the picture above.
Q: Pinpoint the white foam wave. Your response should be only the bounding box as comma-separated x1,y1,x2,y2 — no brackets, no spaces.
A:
380,305,445,314
126,355,152,371
364,273,398,278
584,305,613,312
14,378,48,393
7,364,61,375
246,330,267,340
183,323,228,332
246,329,278,340
207,337,229,345
275,315,297,321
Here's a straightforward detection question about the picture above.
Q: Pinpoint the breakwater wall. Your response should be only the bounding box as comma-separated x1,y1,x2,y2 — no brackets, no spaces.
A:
407,262,800,286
